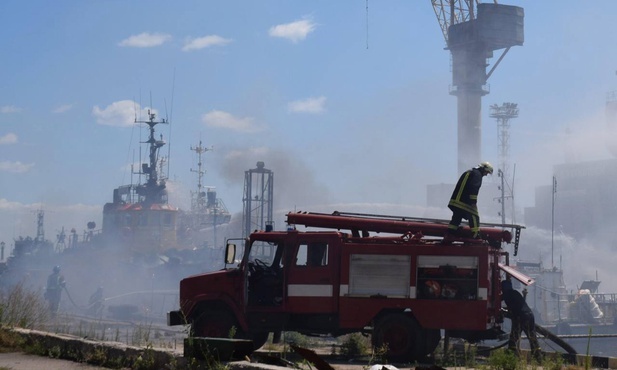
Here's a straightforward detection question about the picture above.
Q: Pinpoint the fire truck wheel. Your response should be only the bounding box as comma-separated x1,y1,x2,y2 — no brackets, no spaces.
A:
193,310,238,338
248,332,269,349
372,313,426,362
424,328,441,354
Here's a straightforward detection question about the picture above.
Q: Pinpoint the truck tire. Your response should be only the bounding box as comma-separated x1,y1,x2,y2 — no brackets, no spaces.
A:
372,313,426,362
424,328,442,355
249,332,269,349
193,310,269,350
193,310,238,338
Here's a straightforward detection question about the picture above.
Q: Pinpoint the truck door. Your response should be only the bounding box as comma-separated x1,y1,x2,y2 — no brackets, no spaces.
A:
286,234,338,314
246,240,285,307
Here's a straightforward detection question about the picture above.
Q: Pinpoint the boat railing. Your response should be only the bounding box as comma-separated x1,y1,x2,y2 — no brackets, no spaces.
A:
590,293,617,304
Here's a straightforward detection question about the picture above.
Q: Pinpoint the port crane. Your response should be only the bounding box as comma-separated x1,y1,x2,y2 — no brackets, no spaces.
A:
430,0,524,174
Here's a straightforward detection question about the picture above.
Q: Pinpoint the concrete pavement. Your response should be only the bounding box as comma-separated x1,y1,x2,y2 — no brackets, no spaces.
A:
0,352,112,370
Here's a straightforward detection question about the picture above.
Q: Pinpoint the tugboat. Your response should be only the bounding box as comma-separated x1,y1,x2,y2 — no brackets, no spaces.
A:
101,110,179,256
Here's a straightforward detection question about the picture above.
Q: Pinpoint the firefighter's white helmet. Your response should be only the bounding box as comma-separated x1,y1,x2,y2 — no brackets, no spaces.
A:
479,162,493,175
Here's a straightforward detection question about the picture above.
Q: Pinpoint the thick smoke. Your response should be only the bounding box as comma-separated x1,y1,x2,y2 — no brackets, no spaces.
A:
513,109,609,207
217,146,331,212
514,226,617,293
510,108,617,293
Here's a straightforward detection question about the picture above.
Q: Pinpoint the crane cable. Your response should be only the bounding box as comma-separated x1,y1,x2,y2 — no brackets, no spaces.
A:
366,0,369,49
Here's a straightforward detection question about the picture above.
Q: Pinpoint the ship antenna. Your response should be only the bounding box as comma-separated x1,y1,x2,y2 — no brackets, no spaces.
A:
169,68,175,123
138,93,144,185
164,98,172,181
137,116,143,186
121,98,140,188
166,69,176,180
133,99,138,123
131,149,136,200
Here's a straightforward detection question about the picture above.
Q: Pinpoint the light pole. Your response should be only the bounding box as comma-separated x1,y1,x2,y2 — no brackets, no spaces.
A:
551,176,557,268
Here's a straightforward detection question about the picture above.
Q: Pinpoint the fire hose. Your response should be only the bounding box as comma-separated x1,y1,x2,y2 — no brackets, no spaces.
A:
474,324,576,356
62,285,100,311
535,324,577,355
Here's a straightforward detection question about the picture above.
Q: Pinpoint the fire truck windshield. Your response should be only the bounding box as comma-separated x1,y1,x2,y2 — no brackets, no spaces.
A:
248,240,283,269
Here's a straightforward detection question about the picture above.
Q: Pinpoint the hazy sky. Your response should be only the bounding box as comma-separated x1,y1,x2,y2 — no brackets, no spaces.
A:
2,1,617,270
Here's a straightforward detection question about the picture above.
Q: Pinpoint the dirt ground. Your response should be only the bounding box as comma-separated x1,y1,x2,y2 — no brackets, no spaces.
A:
0,352,112,370
0,351,405,370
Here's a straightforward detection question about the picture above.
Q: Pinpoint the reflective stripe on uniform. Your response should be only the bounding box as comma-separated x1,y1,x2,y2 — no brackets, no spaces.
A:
448,199,479,216
454,172,470,202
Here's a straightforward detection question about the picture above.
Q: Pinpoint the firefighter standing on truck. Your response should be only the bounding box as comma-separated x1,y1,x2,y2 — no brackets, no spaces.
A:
447,162,493,238
501,279,542,361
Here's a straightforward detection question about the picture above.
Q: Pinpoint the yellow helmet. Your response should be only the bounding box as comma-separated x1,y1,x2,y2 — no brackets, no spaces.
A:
479,162,493,175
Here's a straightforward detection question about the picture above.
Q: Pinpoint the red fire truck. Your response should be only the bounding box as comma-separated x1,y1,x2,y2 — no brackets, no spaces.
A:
168,211,531,362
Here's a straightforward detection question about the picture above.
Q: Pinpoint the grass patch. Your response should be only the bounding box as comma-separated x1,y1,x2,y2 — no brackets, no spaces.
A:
541,351,565,370
483,348,573,370
486,348,522,370
0,281,48,329
281,331,312,348
339,333,371,358
0,328,25,352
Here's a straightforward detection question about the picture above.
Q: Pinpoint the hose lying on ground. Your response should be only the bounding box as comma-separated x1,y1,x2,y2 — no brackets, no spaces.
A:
535,324,577,355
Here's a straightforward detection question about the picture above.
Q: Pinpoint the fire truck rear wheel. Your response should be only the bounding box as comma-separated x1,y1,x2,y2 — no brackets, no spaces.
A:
372,313,426,362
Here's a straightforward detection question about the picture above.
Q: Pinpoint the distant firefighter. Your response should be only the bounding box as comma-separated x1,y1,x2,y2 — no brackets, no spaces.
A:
45,265,65,315
87,286,104,317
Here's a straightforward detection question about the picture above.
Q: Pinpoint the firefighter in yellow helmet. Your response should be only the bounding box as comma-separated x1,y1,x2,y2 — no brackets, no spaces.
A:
447,162,493,238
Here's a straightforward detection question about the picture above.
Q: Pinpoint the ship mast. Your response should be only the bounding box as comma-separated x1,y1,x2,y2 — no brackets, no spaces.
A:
190,140,212,213
35,209,45,242
135,110,168,204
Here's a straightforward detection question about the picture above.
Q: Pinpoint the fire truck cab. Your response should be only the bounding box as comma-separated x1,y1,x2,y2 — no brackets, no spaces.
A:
168,211,528,362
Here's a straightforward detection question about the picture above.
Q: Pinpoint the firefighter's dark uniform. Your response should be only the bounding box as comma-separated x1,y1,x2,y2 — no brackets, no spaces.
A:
45,268,65,315
448,167,484,237
502,281,541,361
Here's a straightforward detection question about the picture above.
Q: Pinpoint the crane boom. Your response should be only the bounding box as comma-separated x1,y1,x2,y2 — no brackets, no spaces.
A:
431,0,480,43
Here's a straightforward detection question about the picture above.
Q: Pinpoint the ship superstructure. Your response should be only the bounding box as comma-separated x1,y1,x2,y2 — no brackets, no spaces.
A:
101,110,179,255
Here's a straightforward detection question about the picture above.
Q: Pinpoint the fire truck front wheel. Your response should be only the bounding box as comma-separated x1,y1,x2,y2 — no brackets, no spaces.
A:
372,313,427,362
193,310,238,338
193,310,269,349
249,332,269,349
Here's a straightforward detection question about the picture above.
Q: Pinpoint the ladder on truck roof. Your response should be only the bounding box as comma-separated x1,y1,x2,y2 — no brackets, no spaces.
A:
286,211,524,255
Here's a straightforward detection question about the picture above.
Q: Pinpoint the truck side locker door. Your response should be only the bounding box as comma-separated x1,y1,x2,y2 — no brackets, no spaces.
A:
286,234,339,314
